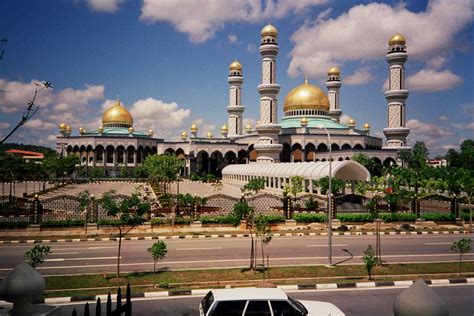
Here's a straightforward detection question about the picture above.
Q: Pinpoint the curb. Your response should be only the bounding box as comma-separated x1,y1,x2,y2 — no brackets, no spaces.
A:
0,230,471,244
1,277,471,306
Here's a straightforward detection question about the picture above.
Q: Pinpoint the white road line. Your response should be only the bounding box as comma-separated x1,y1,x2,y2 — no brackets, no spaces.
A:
44,256,120,262
306,244,348,247
88,247,116,250
425,242,456,245
50,252,79,255
176,247,222,251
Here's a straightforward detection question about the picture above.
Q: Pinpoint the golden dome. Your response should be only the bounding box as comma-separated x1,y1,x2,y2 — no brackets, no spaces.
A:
229,60,242,71
207,132,213,139
245,124,252,133
79,127,85,135
66,125,72,133
261,23,278,37
148,129,154,136
98,126,104,133
59,123,67,131
328,67,341,76
284,78,329,113
363,123,370,129
221,125,228,131
348,118,356,126
190,124,198,132
181,131,187,139
389,33,406,46
300,117,308,127
128,127,134,134
102,99,133,127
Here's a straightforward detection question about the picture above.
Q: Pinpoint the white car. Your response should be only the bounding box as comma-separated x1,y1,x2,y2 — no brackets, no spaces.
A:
199,288,345,316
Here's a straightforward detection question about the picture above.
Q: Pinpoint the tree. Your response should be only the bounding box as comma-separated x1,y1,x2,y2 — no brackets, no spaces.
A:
241,177,265,197
101,191,151,277
147,241,167,288
363,245,379,280
144,154,184,194
255,215,273,272
313,176,344,195
451,238,472,275
352,154,382,176
399,141,429,193
231,201,258,271
78,190,94,234
283,176,304,218
25,244,51,268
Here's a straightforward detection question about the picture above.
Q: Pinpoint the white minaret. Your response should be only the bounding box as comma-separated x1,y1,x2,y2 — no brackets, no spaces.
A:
326,67,342,122
227,60,244,138
383,33,410,149
254,23,283,163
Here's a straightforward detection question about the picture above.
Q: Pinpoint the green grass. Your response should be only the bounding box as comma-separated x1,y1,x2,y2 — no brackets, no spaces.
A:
43,261,474,298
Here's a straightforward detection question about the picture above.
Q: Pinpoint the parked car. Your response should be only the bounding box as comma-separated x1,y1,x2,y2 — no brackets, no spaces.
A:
199,288,344,316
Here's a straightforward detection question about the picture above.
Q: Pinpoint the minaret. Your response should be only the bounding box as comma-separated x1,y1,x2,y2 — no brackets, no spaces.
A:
383,33,410,149
254,23,283,163
326,67,342,122
227,60,244,138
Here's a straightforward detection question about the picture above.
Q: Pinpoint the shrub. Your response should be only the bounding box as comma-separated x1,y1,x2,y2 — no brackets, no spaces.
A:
294,213,326,223
158,194,175,208
150,218,171,225
199,215,240,225
421,213,455,222
379,213,417,222
261,215,285,223
337,213,373,222
97,219,125,226
304,197,318,210
189,172,201,181
41,220,85,227
0,221,29,229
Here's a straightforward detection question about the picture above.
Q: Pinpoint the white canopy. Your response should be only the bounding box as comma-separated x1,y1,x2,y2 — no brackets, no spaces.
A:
222,161,370,182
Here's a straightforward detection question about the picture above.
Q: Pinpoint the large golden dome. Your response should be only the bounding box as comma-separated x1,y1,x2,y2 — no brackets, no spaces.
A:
283,78,330,113
261,24,278,37
229,60,242,71
102,99,133,127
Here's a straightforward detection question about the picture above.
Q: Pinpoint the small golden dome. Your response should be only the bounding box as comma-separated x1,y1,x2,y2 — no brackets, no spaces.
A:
102,99,133,127
221,125,228,131
79,127,85,135
300,117,308,127
389,33,406,46
284,79,329,113
363,123,370,129
245,124,252,132
190,124,198,132
148,129,154,136
181,131,187,137
98,126,104,133
59,123,67,131
128,127,134,134
348,118,356,126
328,67,341,76
229,60,242,71
66,125,72,133
207,132,213,139
261,23,278,37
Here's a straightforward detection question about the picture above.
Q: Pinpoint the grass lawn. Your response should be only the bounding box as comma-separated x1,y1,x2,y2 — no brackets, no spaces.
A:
43,261,474,298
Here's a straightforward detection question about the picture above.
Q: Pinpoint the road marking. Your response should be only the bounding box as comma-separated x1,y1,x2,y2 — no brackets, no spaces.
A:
306,244,348,247
425,242,455,245
44,256,120,262
88,247,115,250
50,252,79,255
176,247,222,251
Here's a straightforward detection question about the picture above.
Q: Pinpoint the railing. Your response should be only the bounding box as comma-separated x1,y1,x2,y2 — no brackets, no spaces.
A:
71,283,132,316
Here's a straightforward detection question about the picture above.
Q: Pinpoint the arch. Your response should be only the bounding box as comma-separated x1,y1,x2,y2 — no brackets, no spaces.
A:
126,145,135,164
116,145,125,164
248,144,257,162
210,151,224,177
95,145,104,163
197,150,210,175
316,143,328,152
151,146,157,155
331,143,340,151
353,144,364,150
136,146,144,164
338,157,344,161
164,148,175,155
176,148,186,160
292,143,303,162
383,157,396,167
345,157,351,160
224,151,237,165
238,150,247,164
341,143,351,150
106,145,114,164
144,146,151,159
372,157,382,165
305,143,315,161
281,143,291,162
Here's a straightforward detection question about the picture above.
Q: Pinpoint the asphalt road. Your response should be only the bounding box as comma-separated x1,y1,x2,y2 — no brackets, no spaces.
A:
0,234,472,277
54,284,474,316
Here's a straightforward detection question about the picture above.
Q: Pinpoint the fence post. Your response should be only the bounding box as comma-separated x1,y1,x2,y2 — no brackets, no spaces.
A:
451,195,457,217
331,194,336,219
126,283,132,316
106,292,112,315
84,302,89,316
95,297,101,316
117,287,122,309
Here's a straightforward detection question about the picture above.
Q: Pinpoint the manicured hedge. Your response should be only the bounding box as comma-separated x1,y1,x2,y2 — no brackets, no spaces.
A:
199,215,240,225
378,213,417,222
0,221,29,229
97,219,125,226
336,213,373,222
40,219,85,227
420,213,455,222
294,213,326,223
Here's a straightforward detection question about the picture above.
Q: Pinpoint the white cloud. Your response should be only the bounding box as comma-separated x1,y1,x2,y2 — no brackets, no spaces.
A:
0,79,53,113
87,0,122,13
339,114,351,125
0,122,10,129
406,119,457,155
344,67,374,85
427,55,446,69
24,119,56,131
228,34,238,44
465,122,474,130
406,69,462,92
288,0,473,78
54,84,105,112
129,97,191,140
438,115,449,122
140,0,327,43
46,134,57,142
247,43,257,52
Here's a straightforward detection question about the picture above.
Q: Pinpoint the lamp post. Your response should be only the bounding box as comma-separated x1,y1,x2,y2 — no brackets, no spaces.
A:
316,125,333,266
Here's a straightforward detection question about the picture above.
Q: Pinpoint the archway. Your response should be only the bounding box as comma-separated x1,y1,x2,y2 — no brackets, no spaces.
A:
197,150,210,175
106,145,114,164
305,143,315,161
238,150,247,164
281,143,291,162
210,151,224,177
292,143,303,162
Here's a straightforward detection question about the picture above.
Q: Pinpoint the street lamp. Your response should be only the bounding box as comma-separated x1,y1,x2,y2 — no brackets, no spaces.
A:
316,125,333,266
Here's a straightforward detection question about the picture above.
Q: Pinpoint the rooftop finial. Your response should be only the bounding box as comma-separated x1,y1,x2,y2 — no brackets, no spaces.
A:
304,76,308,84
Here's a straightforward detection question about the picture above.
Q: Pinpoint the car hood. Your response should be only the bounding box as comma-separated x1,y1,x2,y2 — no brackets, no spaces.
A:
299,300,345,316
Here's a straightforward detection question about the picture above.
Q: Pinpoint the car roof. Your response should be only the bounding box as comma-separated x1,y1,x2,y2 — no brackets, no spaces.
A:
211,288,288,301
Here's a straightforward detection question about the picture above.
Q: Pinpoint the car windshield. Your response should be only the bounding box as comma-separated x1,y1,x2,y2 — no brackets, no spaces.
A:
289,296,308,315
201,291,214,314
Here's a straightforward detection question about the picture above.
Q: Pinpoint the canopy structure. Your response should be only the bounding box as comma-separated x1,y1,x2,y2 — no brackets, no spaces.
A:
222,161,370,193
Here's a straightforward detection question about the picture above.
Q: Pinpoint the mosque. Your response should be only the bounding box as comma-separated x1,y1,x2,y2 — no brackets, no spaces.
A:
56,24,410,183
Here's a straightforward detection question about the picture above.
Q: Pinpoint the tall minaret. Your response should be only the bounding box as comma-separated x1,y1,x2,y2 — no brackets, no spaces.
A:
254,23,283,163
227,60,244,138
383,33,410,149
326,67,342,122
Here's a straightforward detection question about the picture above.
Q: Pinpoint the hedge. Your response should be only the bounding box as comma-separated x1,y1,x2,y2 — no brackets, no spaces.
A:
336,213,373,222
40,219,85,228
0,221,29,229
294,213,326,223
97,219,126,226
420,213,455,222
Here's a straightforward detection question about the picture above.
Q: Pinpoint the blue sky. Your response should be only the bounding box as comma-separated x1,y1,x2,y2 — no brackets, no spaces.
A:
0,0,472,157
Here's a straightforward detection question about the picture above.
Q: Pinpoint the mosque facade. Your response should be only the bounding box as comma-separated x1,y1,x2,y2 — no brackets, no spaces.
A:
56,25,409,177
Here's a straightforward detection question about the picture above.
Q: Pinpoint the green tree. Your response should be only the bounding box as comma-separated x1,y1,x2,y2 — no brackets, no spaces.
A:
143,154,184,193
352,154,382,176
25,244,51,268
363,245,379,280
399,141,429,193
147,241,167,288
255,215,273,272
101,191,151,277
313,176,344,195
451,238,472,275
241,177,265,197
231,201,258,271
